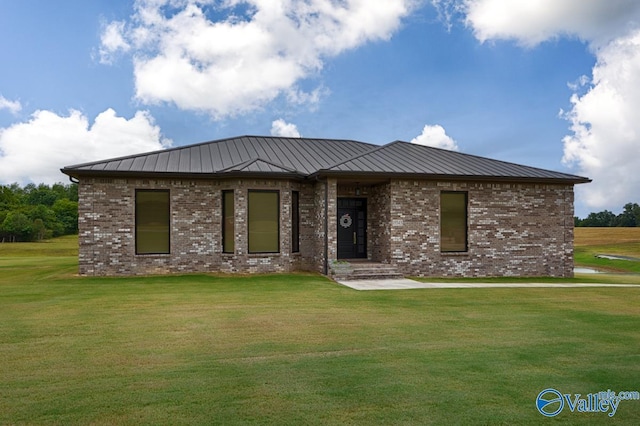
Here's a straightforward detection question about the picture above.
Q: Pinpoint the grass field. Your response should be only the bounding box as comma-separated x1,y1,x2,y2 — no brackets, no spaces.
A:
1,234,639,424
575,227,640,275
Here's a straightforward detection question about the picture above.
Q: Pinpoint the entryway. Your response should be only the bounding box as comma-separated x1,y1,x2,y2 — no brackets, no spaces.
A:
337,198,367,259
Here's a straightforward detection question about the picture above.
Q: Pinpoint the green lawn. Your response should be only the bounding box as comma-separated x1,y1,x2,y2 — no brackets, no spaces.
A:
1,237,639,424
575,244,640,275
574,227,640,274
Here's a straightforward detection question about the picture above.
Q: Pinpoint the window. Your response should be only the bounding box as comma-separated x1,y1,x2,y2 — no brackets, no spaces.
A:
292,191,300,253
222,190,234,253
440,192,468,252
136,190,170,254
248,190,279,253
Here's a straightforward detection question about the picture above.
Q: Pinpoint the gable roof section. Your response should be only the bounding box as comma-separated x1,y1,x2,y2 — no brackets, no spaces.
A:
61,135,590,184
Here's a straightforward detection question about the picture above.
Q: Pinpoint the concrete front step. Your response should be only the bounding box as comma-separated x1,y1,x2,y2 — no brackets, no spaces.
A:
343,272,404,281
330,261,403,281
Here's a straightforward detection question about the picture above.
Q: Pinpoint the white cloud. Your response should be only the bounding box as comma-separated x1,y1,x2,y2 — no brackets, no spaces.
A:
450,0,640,211
562,31,640,209
0,108,171,185
270,119,301,138
0,95,22,115
463,0,640,47
567,74,590,92
411,124,458,151
99,21,131,64
100,0,414,118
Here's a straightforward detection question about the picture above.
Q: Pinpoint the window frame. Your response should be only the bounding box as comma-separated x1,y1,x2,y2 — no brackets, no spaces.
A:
135,189,170,255
291,190,300,253
440,191,468,253
248,190,280,254
222,190,235,254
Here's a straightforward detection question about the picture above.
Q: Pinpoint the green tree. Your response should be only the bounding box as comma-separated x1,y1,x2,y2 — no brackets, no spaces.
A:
580,210,617,227
0,182,78,242
1,212,33,242
615,202,640,227
24,183,58,206
0,211,7,228
0,183,23,210
52,199,79,234
28,204,63,236
32,218,50,240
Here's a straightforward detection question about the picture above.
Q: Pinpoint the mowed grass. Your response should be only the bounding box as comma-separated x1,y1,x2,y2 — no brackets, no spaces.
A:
1,237,639,424
575,227,640,275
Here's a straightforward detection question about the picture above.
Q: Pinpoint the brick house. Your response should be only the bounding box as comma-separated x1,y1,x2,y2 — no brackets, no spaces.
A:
61,136,590,278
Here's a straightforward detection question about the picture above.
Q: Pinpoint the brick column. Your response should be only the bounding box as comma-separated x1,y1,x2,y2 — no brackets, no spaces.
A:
326,178,338,265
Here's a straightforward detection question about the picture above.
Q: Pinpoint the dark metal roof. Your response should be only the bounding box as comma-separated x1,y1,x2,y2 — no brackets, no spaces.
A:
62,135,373,177
61,135,590,184
316,141,589,182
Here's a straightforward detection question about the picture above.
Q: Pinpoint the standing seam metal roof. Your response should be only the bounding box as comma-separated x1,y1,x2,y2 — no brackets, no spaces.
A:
61,135,590,183
319,141,588,181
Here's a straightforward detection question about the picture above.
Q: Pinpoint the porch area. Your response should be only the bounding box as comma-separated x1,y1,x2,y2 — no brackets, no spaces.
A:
328,180,392,265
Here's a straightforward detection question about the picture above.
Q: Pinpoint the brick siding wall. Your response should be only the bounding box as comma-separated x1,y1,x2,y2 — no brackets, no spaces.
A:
386,180,575,277
78,176,575,278
78,177,318,276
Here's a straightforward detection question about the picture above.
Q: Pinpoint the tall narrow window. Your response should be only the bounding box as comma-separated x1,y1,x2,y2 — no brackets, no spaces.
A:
440,192,468,252
248,190,279,253
222,190,234,253
292,191,300,253
136,190,170,254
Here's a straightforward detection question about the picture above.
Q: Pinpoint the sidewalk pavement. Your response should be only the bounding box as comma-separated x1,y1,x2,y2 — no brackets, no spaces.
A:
336,278,639,290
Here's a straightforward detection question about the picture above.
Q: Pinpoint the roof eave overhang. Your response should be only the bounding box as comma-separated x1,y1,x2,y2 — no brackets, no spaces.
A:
310,170,592,185
61,168,592,185
60,169,307,181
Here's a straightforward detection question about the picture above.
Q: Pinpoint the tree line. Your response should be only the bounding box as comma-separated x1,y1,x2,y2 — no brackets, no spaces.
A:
0,183,78,242
575,202,640,227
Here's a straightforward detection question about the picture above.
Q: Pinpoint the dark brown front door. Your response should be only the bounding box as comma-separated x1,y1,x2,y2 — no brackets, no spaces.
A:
337,198,367,259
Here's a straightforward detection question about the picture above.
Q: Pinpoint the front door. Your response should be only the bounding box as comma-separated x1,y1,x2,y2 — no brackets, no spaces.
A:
337,198,367,259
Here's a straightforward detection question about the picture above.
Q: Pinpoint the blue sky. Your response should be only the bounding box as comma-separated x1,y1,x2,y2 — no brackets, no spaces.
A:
1,1,639,218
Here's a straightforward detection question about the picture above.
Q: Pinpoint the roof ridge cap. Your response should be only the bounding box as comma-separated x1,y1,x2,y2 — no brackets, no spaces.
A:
247,134,371,144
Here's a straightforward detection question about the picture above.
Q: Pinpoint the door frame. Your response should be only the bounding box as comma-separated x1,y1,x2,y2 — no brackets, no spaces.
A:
337,197,367,259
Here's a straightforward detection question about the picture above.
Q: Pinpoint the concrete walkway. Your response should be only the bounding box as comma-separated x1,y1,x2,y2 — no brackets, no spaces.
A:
336,278,640,290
